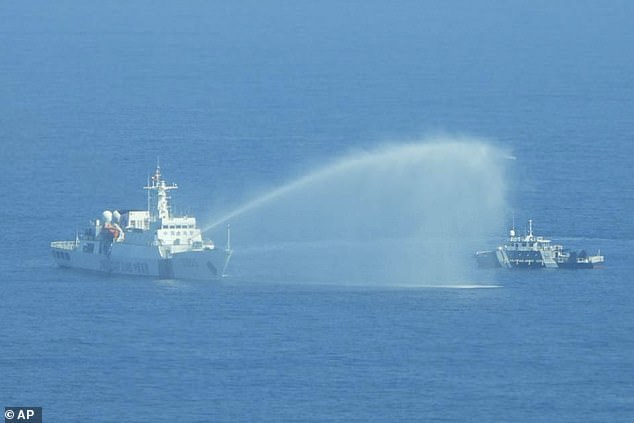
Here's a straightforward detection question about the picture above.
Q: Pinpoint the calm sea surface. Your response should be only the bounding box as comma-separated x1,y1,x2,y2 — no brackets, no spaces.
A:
1,1,634,422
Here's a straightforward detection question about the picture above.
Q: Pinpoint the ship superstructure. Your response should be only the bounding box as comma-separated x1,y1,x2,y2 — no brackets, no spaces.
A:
51,165,232,280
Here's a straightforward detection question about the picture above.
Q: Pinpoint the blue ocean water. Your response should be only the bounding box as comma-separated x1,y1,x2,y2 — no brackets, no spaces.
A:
2,1,634,421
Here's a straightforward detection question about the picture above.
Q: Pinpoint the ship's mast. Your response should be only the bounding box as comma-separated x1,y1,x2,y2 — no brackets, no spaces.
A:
528,219,533,238
144,164,178,221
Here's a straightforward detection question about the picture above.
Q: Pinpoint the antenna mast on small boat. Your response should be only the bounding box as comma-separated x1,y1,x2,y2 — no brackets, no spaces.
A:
529,219,533,237
146,174,151,214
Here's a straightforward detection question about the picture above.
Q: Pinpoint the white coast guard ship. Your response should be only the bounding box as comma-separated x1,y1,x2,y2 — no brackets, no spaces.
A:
475,219,604,269
51,165,232,280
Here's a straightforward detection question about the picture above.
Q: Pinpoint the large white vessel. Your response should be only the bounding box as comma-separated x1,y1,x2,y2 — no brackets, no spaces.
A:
51,165,232,280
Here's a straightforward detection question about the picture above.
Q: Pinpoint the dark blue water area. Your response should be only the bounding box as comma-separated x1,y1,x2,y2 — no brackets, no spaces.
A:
3,258,634,422
2,1,634,422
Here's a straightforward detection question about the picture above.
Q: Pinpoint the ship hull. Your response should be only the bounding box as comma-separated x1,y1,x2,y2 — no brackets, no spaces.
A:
556,261,594,269
474,248,601,270
52,242,231,280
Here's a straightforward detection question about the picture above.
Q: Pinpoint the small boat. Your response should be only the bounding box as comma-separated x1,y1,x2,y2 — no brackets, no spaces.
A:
51,165,232,280
475,219,604,269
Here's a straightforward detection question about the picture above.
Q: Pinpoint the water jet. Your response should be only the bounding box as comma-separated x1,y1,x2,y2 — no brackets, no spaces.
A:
205,137,509,285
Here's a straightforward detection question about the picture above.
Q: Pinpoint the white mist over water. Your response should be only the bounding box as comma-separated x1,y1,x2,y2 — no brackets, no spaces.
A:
205,137,509,285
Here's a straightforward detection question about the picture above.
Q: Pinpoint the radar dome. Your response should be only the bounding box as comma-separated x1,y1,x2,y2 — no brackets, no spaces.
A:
102,210,113,223
113,210,121,222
